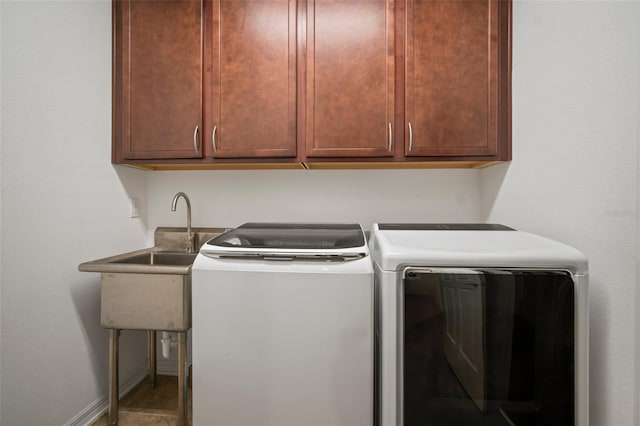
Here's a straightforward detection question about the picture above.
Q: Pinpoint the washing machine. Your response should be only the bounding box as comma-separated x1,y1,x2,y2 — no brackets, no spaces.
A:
192,223,374,426
369,223,588,426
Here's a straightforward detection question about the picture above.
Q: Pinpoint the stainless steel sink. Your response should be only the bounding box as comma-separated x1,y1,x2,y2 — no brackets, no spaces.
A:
79,248,195,331
77,224,227,426
111,251,197,267
78,248,197,276
78,227,227,331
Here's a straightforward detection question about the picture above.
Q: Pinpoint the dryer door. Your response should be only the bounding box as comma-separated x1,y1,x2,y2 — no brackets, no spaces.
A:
401,268,575,426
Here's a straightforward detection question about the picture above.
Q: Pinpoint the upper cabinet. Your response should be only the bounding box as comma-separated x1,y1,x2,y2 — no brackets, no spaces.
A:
305,0,395,158
113,0,204,161
206,0,297,159
404,0,510,159
112,0,511,168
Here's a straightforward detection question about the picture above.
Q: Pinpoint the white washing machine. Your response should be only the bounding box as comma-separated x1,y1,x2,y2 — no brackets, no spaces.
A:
369,223,588,426
192,223,374,426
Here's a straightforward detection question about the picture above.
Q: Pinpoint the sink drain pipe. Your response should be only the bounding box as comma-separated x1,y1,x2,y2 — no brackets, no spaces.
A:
161,332,177,358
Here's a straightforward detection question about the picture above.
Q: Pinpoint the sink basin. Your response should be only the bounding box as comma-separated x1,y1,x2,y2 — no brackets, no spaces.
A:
78,248,197,275
99,270,191,331
77,227,227,332
112,251,197,267
78,248,197,331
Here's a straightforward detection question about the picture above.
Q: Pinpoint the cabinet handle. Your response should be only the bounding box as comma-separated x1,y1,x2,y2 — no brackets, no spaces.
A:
388,123,393,152
193,125,199,153
212,126,217,152
408,122,414,152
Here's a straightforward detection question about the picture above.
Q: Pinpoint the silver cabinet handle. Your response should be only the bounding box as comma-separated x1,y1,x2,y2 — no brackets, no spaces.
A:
408,122,414,152
193,125,199,153
212,126,217,152
388,123,393,152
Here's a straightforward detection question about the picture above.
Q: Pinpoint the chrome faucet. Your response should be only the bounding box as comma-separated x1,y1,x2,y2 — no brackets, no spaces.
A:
171,192,195,253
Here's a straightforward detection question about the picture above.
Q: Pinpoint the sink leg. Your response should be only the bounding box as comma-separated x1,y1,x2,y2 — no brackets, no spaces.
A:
149,330,157,389
108,329,120,426
178,331,188,426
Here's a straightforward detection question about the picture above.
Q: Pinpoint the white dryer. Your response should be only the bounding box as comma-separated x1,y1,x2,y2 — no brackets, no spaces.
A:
369,223,588,426
192,223,373,426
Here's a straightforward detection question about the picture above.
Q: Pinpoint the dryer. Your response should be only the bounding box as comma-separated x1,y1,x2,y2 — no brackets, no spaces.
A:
369,223,588,426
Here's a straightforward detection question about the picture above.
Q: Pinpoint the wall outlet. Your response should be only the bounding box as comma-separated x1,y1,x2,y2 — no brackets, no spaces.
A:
129,197,140,218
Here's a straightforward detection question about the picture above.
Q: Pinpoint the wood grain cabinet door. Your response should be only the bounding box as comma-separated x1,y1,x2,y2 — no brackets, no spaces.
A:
305,0,395,158
114,0,204,160
207,0,297,159
405,0,504,157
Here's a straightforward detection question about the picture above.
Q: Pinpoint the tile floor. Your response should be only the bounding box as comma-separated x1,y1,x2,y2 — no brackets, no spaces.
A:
92,376,192,426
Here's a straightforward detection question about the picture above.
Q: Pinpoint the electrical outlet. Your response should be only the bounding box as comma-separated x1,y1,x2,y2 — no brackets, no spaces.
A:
129,197,140,218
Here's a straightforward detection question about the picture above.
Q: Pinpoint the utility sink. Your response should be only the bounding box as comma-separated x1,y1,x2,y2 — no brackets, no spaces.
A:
78,202,225,426
79,248,195,331
78,227,226,331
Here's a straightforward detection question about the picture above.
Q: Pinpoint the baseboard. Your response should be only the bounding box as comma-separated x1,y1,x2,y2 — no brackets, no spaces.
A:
64,362,149,426
157,358,178,376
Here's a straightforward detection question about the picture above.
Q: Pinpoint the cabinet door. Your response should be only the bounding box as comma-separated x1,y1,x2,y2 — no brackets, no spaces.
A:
405,0,501,157
114,0,203,160
207,0,297,159
305,0,395,158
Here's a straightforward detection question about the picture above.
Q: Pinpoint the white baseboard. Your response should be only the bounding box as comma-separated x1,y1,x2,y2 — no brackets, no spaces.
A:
157,358,178,376
157,358,192,376
64,362,149,426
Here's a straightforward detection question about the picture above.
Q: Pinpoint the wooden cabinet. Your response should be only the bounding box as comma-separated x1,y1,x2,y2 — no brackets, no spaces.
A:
112,0,511,168
305,0,395,158
113,0,203,161
404,0,511,159
206,0,297,159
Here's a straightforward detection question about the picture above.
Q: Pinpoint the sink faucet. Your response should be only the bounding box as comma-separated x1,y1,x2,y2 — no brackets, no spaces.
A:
171,192,195,253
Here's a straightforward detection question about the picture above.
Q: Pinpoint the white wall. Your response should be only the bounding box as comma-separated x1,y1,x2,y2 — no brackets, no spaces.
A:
145,169,483,232
0,2,149,425
481,2,640,425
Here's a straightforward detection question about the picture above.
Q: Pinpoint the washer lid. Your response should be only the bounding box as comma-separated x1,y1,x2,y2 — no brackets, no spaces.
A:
202,223,368,261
